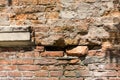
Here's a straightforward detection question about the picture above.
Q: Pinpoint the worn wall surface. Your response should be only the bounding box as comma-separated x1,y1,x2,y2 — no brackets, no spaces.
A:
0,0,120,80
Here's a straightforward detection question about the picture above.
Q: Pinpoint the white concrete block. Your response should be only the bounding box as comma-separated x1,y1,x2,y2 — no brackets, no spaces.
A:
0,32,30,41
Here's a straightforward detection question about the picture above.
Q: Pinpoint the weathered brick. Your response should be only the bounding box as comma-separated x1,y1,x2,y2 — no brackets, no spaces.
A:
35,46,44,52
34,77,59,80
22,71,34,77
117,71,120,77
12,5,46,14
66,46,88,57
109,77,120,80
3,65,17,71
46,12,59,19
105,63,117,70
16,51,34,58
94,71,117,77
18,65,40,71
48,65,63,71
85,0,96,3
77,70,92,77
0,59,10,65
0,66,3,71
8,71,22,77
33,26,50,32
50,71,63,77
35,71,48,77
0,0,6,6
116,64,120,70
64,71,76,77
60,78,83,80
10,59,33,65
65,65,78,71
13,0,38,5
34,51,40,57
40,66,48,70
34,58,57,65
57,60,69,65
41,51,64,57
37,0,59,4
0,72,7,77
69,59,80,64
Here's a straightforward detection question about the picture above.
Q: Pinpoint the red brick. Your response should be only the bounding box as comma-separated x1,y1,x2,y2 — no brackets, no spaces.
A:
34,77,59,80
18,65,39,71
65,65,78,70
34,58,57,65
3,65,17,71
50,71,63,77
105,63,117,70
66,46,88,56
68,65,86,70
69,59,80,64
64,71,76,77
0,0,6,6
40,66,48,70
105,71,117,77
0,59,9,65
41,51,64,57
11,59,33,65
8,71,21,77
16,52,34,58
60,78,83,80
22,71,34,77
35,71,48,77
34,51,40,57
0,53,6,58
94,71,117,77
57,60,69,65
117,71,120,77
35,46,44,52
0,72,7,77
0,53,15,58
78,70,92,77
0,66,4,71
48,65,63,71
24,52,34,58
109,77,120,80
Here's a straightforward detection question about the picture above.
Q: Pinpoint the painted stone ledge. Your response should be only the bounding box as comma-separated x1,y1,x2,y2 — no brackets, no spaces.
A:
0,26,33,47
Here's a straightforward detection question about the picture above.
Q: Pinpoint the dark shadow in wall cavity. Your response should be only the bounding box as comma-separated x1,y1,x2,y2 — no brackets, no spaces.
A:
7,0,12,6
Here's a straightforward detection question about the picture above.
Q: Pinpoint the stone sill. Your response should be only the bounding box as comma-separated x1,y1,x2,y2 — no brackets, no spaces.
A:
0,41,34,47
0,26,33,47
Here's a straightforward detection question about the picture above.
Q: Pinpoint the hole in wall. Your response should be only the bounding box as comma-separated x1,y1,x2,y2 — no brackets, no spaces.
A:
45,46,65,51
88,45,102,50
7,0,12,6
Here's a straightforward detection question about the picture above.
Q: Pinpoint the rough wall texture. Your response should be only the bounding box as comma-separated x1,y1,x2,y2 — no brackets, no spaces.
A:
0,0,120,80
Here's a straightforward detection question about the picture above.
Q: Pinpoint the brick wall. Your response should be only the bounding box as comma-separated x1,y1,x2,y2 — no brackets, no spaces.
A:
0,46,119,80
0,0,120,80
